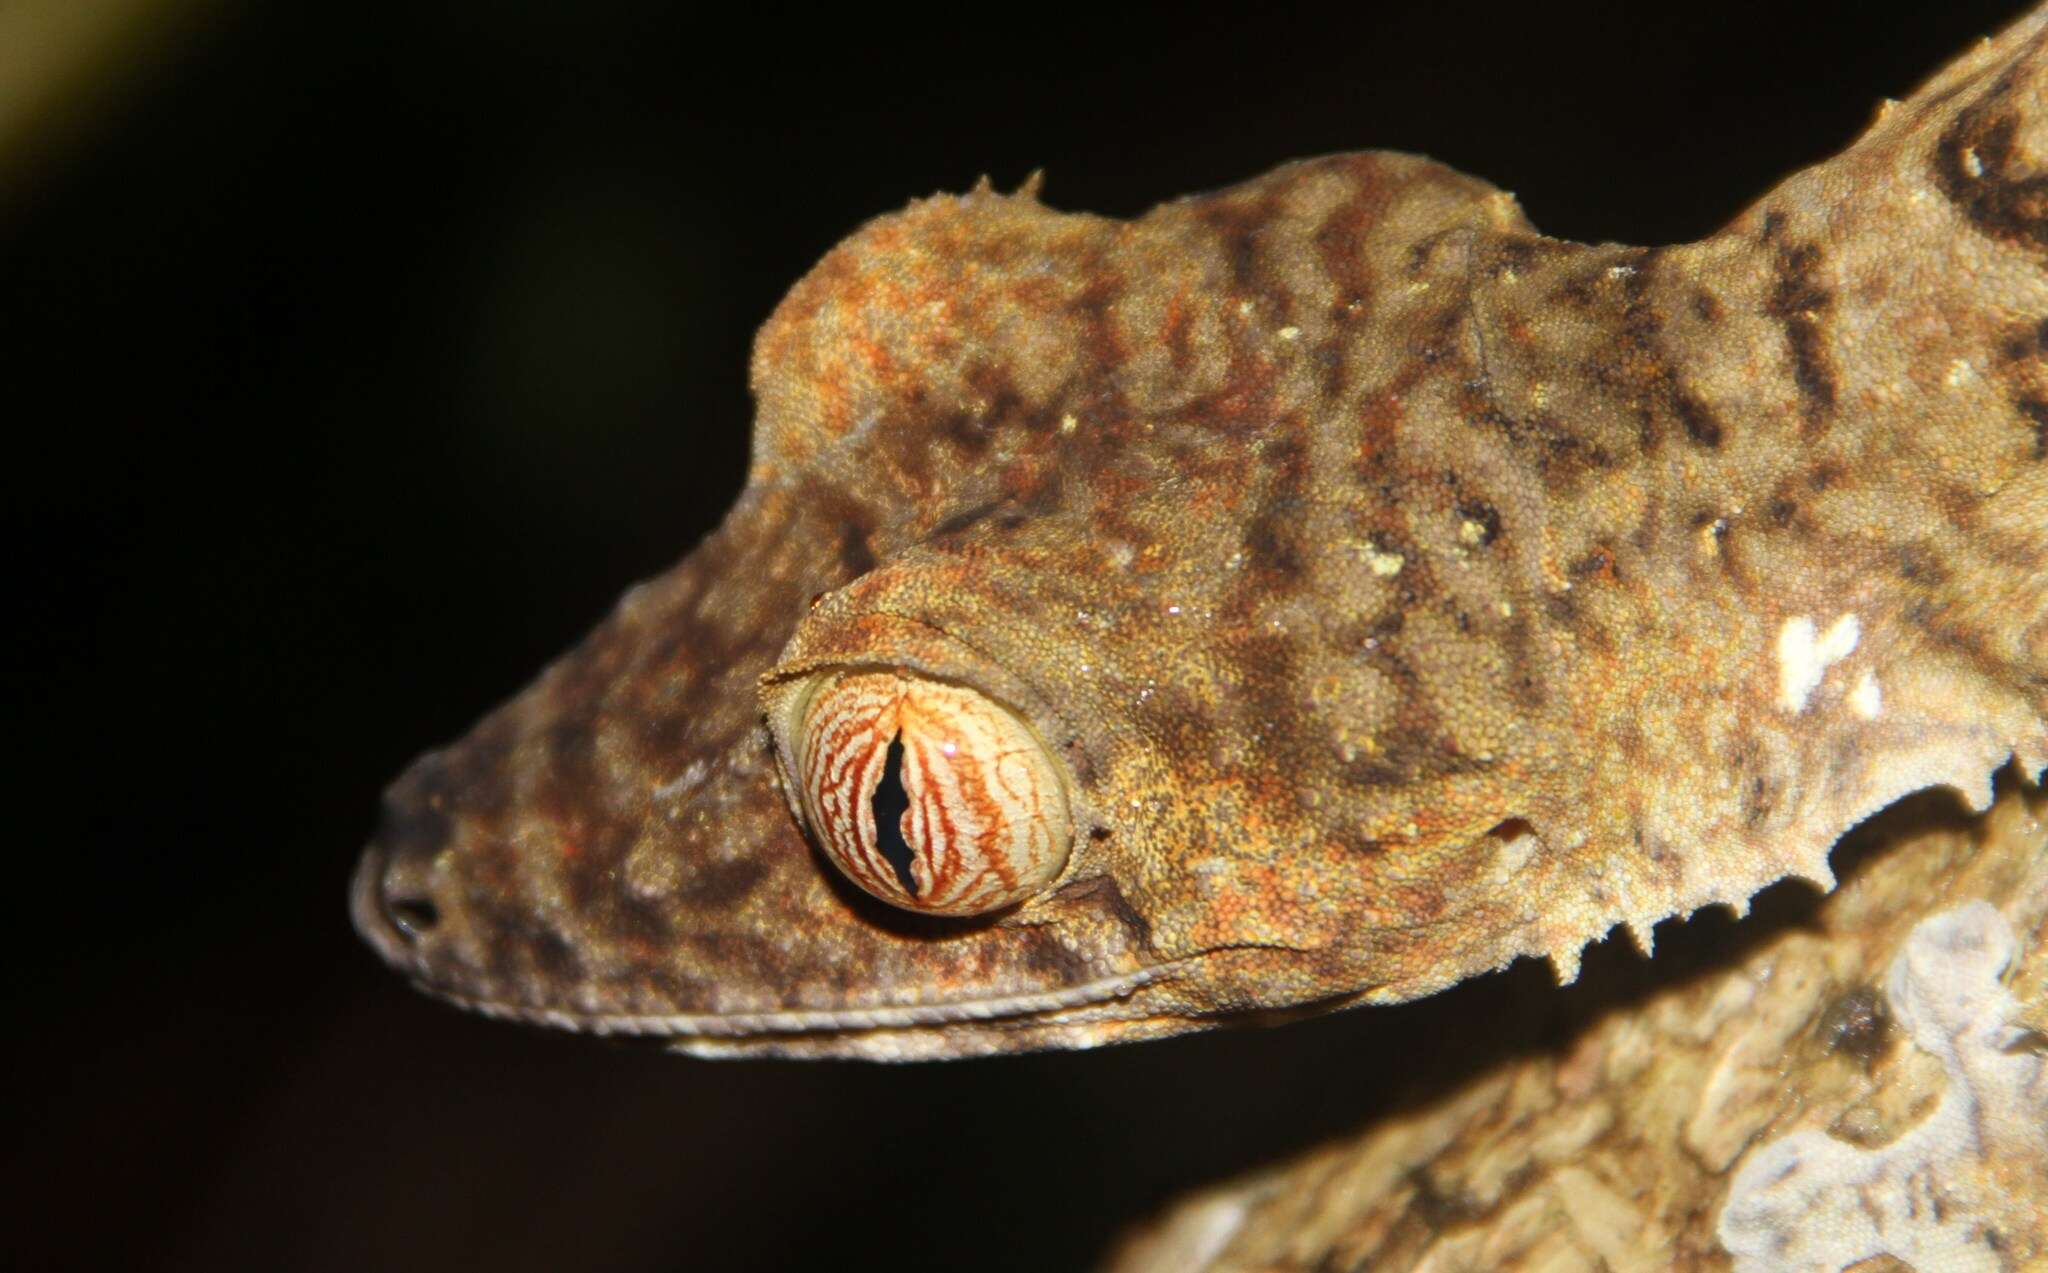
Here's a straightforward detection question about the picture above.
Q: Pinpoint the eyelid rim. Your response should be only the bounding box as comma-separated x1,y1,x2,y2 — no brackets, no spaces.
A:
758,611,1094,905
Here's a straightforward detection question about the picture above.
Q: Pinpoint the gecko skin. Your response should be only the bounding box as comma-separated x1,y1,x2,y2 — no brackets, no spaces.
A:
354,9,2048,1060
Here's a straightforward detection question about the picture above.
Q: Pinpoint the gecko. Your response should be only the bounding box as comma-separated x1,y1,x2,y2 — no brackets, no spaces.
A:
353,5,2048,1062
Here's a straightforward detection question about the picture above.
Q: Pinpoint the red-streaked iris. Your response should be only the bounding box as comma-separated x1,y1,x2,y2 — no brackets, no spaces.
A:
783,671,1071,915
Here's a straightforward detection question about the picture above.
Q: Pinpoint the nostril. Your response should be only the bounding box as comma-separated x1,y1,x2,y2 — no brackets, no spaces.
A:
349,843,441,964
385,895,440,939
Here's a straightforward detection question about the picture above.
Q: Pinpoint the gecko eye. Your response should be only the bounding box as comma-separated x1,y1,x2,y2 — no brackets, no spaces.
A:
782,671,1072,916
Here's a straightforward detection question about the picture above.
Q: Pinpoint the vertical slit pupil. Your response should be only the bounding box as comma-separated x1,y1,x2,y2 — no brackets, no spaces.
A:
872,734,918,897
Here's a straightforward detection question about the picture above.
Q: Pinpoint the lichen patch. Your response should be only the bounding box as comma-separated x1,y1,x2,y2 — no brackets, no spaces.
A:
1718,903,2047,1273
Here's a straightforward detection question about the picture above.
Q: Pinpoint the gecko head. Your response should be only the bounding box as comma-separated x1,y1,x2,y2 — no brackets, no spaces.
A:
346,476,1432,1059
346,503,1347,1058
348,443,1563,1060
352,156,1541,1057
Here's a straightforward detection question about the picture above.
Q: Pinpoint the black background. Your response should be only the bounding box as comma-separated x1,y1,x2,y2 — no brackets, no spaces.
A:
9,2,2027,1269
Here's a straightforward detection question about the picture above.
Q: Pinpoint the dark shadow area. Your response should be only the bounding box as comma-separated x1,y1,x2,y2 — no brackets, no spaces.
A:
6,2,2032,1271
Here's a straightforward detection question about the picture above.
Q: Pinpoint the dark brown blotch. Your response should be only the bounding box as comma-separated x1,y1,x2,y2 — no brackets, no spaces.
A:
1243,504,1308,582
525,927,584,984
1483,235,1553,280
1764,242,1839,430
940,411,992,456
1814,984,1893,1066
966,362,1037,431
2002,320,2046,361
1050,874,1155,953
802,491,880,579
1745,772,1779,828
1333,640,1483,789
1197,186,1289,304
1457,389,1611,485
1495,611,1545,710
1222,630,1312,761
1311,192,1382,318
1543,590,1579,628
1935,95,2048,254
835,522,878,578
2020,396,2048,460
1568,545,1617,580
1240,438,1312,587
1455,500,1502,547
1404,1167,1494,1231
1893,543,1948,587
1673,390,1725,448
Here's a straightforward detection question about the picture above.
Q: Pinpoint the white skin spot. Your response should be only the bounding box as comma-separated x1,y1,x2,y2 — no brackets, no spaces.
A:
1850,669,1883,720
1819,614,1860,663
1366,547,1405,577
1777,613,1861,713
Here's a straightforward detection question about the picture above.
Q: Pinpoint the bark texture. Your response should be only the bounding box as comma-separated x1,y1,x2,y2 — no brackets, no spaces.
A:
1106,778,2048,1273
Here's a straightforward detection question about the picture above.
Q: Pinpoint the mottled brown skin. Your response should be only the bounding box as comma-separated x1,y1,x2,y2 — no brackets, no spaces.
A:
353,6,2048,1060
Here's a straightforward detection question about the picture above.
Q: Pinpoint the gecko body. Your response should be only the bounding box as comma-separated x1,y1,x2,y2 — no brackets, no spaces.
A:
354,9,2048,1060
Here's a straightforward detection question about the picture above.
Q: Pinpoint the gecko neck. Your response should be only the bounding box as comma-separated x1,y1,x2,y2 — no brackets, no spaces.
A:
1462,40,2048,724
1691,24,2048,702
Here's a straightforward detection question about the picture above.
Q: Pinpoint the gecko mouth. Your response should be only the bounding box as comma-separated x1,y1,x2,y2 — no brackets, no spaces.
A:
351,822,1343,1059
353,876,1306,1061
352,850,1178,1058
348,806,1208,1059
